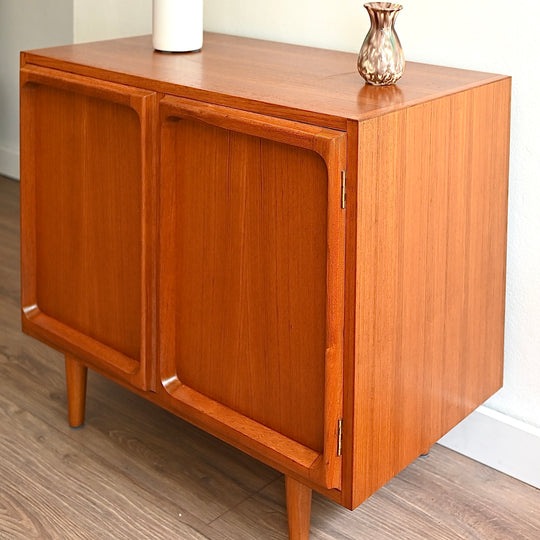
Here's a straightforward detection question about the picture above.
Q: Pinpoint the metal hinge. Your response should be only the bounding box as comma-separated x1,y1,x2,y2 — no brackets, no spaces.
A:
340,170,346,209
337,418,343,456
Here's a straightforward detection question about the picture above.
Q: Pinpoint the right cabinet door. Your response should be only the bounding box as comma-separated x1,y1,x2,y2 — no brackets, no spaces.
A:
159,96,346,489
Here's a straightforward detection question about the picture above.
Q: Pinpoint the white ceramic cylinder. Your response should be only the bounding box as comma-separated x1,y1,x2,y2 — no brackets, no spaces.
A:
153,0,203,53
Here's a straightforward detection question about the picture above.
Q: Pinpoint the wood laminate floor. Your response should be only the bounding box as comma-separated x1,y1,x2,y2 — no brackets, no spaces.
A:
0,174,539,539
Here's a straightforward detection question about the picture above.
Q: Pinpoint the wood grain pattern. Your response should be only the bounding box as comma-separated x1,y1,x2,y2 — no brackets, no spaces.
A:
21,33,507,130
20,67,158,391
159,98,346,491
173,124,327,451
346,78,511,508
3,175,538,539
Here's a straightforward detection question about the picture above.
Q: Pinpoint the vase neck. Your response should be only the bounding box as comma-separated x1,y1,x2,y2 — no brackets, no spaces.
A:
365,4,401,30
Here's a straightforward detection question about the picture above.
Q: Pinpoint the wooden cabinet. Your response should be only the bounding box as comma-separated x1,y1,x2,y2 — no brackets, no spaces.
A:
20,33,511,539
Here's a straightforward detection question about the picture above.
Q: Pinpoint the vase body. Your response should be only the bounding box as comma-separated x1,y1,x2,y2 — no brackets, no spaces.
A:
358,2,404,85
153,0,203,53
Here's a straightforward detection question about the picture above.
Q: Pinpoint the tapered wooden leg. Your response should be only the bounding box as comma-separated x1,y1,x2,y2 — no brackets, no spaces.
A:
65,355,88,428
285,476,312,540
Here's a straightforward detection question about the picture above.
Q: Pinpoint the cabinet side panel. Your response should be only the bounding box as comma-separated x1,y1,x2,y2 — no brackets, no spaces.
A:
167,118,328,453
32,85,142,361
351,79,511,507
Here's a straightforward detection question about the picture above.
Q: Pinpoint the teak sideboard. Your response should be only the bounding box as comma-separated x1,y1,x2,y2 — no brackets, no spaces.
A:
20,33,510,539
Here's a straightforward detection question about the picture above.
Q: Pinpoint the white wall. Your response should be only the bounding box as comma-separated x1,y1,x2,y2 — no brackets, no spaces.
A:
0,0,73,179
73,0,151,43
205,0,540,459
205,0,364,53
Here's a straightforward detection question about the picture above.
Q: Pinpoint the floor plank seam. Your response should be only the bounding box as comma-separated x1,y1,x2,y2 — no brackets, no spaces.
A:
205,474,285,528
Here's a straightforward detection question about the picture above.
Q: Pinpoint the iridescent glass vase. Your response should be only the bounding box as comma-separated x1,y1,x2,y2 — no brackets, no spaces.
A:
357,2,404,85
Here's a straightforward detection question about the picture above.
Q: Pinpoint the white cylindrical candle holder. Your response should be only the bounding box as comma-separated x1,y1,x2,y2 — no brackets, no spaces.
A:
153,0,203,53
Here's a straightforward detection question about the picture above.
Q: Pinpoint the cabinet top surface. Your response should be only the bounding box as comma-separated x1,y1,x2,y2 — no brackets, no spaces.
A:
22,33,508,129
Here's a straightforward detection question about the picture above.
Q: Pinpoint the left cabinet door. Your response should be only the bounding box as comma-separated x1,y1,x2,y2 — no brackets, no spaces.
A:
20,65,158,390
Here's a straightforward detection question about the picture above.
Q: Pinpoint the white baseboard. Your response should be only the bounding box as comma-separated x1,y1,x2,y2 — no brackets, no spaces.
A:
438,405,540,489
0,146,20,179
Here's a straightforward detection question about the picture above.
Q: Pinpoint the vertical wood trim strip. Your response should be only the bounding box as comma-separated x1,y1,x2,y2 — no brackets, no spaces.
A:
319,133,347,489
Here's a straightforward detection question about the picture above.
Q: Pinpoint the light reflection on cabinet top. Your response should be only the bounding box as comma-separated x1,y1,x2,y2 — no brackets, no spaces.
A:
22,32,508,130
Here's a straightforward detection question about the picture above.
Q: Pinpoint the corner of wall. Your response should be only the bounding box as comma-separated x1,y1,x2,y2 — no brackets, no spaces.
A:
438,405,540,489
